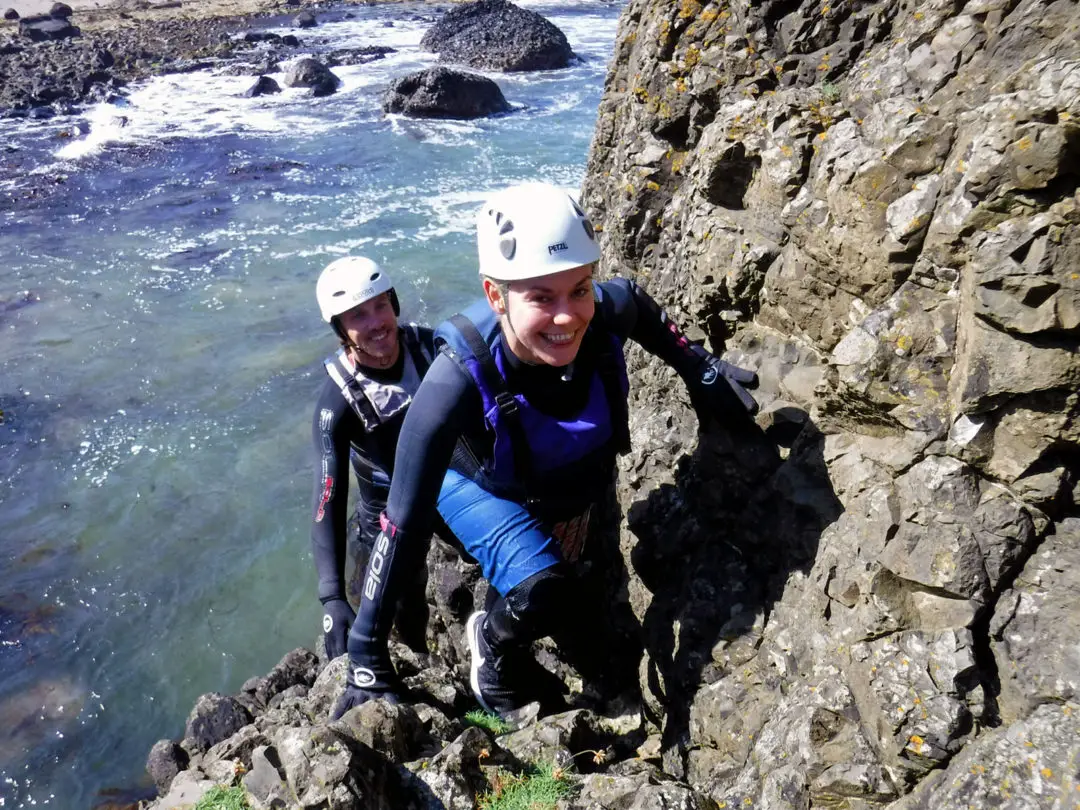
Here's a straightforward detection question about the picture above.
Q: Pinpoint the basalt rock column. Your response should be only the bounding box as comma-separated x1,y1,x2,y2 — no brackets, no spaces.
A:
582,0,1080,803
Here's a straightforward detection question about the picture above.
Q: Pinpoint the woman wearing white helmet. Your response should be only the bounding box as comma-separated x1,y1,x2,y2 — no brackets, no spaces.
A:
334,183,759,717
310,256,437,661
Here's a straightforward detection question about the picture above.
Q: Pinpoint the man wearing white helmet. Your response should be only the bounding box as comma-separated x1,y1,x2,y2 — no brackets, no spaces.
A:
333,183,759,717
311,256,437,661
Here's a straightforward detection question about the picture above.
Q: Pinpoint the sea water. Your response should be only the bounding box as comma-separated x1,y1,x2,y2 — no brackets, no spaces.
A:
0,1,621,805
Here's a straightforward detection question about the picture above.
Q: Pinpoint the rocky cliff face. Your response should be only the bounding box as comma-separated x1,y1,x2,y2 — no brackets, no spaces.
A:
582,0,1079,804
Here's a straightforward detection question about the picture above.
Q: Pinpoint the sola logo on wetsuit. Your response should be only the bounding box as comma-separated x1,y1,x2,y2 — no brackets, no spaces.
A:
363,530,392,601
352,667,377,688
701,365,719,385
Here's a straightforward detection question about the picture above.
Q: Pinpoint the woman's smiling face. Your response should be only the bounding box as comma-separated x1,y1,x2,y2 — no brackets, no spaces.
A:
484,263,596,367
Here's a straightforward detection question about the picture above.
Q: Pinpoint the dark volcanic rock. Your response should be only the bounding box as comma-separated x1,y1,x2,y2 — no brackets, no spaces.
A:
382,65,510,119
325,44,395,67
292,10,316,28
0,15,246,117
19,15,79,41
420,0,575,72
183,692,252,754
4,8,20,20
146,739,188,796
243,75,280,97
49,2,72,17
283,57,339,96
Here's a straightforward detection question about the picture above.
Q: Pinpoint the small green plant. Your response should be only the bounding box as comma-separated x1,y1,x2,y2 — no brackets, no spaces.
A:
478,762,575,810
193,785,250,810
465,709,513,735
820,82,841,103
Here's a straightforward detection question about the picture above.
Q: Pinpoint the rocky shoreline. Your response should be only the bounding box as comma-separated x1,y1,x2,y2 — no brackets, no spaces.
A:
0,0,439,118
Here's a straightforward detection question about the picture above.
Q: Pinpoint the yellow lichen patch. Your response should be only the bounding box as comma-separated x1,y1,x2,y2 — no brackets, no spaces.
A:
646,180,661,191
624,30,637,44
679,0,703,18
1042,768,1054,778
909,735,926,753
684,45,701,69
1015,136,1034,151
700,7,719,20
675,77,688,93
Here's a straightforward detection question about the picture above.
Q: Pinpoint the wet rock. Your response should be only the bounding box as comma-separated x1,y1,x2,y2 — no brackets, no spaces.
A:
146,739,188,796
292,10,315,28
49,2,72,17
244,75,280,97
4,8,20,20
325,44,395,67
183,693,253,754
420,0,574,72
382,66,510,119
19,15,79,41
282,56,339,96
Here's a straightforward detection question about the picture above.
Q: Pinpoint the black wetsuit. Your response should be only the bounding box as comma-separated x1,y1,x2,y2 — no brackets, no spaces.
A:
310,328,435,606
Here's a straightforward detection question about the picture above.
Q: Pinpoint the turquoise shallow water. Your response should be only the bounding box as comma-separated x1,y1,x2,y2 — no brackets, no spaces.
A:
0,3,620,805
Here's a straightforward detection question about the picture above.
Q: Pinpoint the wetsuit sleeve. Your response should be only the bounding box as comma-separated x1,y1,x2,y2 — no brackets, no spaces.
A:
310,380,358,603
384,351,481,534
595,277,703,381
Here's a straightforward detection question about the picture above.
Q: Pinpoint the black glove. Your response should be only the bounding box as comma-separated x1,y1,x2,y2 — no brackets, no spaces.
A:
331,649,400,720
321,597,356,661
690,345,759,419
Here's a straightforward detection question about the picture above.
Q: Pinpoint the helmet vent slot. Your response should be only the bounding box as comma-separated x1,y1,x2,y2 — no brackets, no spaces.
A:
499,237,517,260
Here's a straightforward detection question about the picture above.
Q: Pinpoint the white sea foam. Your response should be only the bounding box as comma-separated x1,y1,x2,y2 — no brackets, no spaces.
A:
38,0,618,161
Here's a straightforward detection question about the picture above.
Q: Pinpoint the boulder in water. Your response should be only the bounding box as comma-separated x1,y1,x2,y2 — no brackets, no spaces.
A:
19,14,79,41
283,57,339,96
293,10,316,28
325,44,395,68
49,2,72,17
146,739,188,796
420,0,575,72
244,75,281,97
382,65,510,119
4,8,19,20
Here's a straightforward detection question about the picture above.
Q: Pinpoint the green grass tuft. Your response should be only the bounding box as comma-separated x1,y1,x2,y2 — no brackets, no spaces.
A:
193,785,250,810
465,709,513,735
478,762,575,810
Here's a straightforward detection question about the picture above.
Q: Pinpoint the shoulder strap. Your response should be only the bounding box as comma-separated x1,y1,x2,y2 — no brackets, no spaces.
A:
448,313,537,503
402,323,433,375
325,352,381,432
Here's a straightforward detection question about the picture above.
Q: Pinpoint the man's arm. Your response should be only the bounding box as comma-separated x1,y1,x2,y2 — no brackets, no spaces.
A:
335,352,480,715
310,381,360,659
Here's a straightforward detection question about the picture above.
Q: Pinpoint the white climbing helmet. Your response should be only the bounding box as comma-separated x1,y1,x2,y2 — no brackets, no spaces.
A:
316,256,399,322
476,182,601,282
